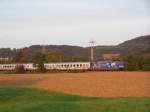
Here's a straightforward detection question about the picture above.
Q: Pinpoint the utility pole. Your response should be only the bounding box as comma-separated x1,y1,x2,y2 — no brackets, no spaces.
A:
89,40,95,70
89,40,95,62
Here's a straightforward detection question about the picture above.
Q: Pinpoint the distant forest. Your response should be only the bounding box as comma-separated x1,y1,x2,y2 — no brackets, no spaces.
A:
0,35,150,71
0,35,150,61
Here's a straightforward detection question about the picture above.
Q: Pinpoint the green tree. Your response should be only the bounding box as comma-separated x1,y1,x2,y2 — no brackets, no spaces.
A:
123,54,150,71
124,54,135,71
32,52,47,73
142,56,150,71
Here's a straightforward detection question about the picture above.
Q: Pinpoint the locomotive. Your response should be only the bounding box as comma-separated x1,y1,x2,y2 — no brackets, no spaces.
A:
92,61,124,70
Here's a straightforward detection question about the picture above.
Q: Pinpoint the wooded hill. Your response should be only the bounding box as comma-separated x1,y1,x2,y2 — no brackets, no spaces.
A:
0,35,150,61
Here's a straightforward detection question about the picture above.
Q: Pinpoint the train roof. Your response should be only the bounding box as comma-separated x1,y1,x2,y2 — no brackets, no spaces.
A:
44,62,90,64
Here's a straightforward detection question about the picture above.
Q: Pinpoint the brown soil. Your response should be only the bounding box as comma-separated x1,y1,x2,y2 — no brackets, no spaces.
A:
0,72,150,97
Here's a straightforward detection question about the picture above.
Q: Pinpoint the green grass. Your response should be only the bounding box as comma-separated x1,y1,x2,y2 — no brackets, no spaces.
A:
0,88,150,112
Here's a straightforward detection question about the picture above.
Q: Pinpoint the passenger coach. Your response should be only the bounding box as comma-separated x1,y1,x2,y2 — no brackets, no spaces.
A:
44,62,91,70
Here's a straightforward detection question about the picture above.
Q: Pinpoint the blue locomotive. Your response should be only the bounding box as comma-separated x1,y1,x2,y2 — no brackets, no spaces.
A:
92,61,124,70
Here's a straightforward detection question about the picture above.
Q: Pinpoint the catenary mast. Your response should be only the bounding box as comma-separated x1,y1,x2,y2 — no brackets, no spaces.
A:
89,40,95,62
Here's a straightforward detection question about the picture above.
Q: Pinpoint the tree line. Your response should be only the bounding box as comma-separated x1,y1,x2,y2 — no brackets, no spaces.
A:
0,50,90,73
123,54,150,71
0,50,150,72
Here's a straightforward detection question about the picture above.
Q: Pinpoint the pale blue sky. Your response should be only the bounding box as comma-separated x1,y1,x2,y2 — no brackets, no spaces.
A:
0,0,150,48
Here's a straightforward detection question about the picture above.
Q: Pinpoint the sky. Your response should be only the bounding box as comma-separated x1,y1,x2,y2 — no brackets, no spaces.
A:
0,0,150,48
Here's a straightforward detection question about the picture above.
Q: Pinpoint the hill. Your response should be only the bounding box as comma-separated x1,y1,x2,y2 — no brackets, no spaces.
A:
118,35,150,56
119,35,150,47
95,35,150,56
0,35,150,61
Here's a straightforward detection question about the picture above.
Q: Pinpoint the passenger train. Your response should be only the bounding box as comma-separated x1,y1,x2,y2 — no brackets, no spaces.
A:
0,61,124,71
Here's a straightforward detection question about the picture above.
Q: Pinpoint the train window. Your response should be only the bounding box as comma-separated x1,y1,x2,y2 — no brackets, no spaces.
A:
80,64,82,67
77,64,79,67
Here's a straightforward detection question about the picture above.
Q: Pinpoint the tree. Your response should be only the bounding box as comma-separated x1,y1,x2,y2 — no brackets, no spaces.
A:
15,65,25,73
12,50,27,63
142,56,150,71
72,56,90,62
46,52,65,62
123,54,135,71
123,54,146,71
32,52,47,73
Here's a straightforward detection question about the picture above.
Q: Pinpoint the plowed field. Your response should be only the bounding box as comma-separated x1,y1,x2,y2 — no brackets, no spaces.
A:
0,72,150,97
